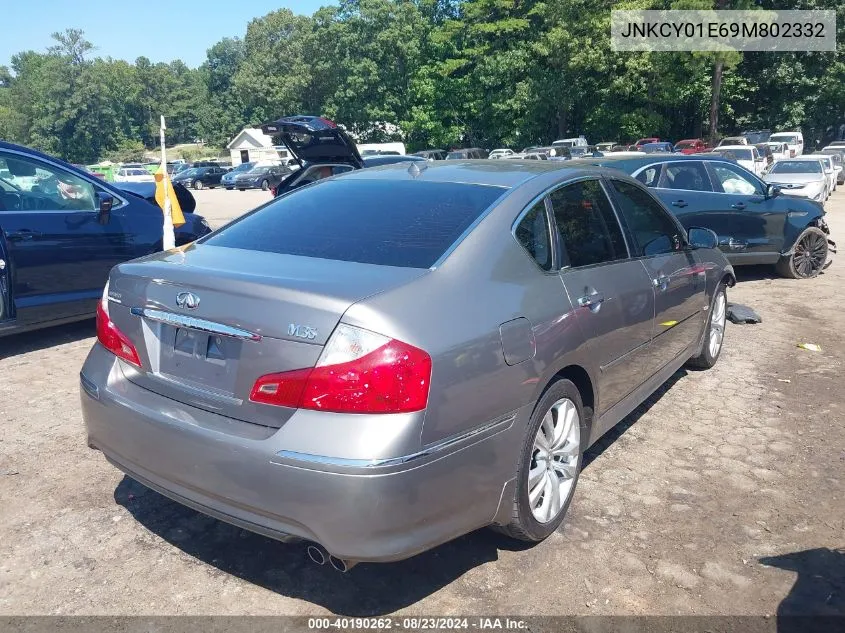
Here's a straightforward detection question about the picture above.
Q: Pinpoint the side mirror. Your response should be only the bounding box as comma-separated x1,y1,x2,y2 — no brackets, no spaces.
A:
765,183,781,199
688,227,718,249
96,192,114,225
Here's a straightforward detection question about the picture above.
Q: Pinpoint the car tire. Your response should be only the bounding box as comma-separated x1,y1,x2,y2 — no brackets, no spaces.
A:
225,187,233,190
193,180,203,190
260,179,269,191
686,282,727,370
494,379,584,542
775,226,829,279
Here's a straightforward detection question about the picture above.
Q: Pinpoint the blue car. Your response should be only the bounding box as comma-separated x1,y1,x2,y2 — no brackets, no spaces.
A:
572,153,835,278
0,141,212,335
220,162,256,189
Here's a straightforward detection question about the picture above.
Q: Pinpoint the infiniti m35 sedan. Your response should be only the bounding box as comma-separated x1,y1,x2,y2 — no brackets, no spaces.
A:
81,160,734,566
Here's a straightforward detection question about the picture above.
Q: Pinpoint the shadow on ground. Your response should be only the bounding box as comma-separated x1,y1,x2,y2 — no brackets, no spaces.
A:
0,319,94,359
760,548,844,632
114,369,685,615
733,264,781,283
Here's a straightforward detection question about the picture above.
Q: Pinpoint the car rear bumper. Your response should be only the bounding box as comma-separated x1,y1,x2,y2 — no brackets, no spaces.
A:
80,345,516,562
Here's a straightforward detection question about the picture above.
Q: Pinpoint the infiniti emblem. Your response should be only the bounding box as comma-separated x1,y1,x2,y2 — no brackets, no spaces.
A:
176,291,200,310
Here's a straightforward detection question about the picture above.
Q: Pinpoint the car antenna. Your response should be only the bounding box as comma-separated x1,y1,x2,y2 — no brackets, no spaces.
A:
407,162,426,178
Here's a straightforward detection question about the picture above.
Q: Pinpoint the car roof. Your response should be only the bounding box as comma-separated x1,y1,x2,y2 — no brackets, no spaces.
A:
336,159,627,188
716,145,751,150
568,153,739,172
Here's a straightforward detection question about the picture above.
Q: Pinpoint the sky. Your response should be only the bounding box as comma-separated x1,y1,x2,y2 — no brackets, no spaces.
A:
1,0,331,69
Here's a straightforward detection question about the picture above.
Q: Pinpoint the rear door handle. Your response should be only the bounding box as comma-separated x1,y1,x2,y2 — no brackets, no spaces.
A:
577,292,605,310
731,202,747,210
671,200,688,208
652,274,670,291
6,229,43,241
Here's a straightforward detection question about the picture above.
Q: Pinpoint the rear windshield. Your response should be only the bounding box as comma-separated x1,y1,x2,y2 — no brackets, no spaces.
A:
771,135,798,144
770,161,821,174
204,179,504,268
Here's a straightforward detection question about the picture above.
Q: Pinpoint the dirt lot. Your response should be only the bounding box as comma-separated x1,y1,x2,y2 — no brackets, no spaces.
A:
0,188,842,617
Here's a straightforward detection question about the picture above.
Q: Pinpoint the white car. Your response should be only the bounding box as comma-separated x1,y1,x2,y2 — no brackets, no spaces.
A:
595,142,616,152
763,159,828,202
713,145,766,177
488,149,515,160
113,168,155,183
769,131,804,157
792,155,836,194
764,142,790,161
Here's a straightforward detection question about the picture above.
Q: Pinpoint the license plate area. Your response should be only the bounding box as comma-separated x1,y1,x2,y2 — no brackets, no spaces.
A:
158,325,242,396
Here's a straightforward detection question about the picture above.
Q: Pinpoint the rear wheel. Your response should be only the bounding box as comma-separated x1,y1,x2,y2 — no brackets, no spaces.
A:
776,227,828,279
687,282,727,370
495,380,583,542
193,180,203,190
260,179,269,191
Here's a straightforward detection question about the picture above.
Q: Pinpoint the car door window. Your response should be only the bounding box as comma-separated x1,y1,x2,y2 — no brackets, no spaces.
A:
635,165,661,188
0,151,96,212
708,162,762,195
549,179,628,268
660,161,712,192
514,200,552,271
609,179,684,257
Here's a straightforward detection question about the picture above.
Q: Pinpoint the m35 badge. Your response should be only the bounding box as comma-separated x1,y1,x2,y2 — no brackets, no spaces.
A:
288,323,318,340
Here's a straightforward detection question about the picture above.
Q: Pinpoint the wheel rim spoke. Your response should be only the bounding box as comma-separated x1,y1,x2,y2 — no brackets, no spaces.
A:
528,397,581,523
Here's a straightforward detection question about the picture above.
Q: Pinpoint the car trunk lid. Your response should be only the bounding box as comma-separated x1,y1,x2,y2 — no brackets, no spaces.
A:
107,244,425,427
261,115,364,169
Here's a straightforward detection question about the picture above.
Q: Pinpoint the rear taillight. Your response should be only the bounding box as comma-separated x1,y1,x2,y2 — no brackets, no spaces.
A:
250,324,431,414
96,282,141,367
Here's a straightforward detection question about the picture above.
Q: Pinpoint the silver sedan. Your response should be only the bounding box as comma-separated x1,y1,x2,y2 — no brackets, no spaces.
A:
80,160,734,568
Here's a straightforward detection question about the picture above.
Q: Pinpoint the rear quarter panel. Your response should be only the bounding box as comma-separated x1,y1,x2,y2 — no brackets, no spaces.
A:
341,174,595,449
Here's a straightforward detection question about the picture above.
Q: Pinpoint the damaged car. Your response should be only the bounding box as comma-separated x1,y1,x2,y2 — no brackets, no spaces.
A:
572,154,835,279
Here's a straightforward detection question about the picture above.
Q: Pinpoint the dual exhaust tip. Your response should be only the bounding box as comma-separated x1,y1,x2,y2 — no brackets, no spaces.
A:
306,544,357,573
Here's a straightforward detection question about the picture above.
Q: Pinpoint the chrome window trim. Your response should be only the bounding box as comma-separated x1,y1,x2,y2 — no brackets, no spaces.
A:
130,307,262,342
276,412,516,470
0,146,131,210
632,158,766,196
508,195,557,273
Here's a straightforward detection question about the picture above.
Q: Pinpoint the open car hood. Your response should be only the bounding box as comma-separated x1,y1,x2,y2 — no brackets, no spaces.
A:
261,115,364,169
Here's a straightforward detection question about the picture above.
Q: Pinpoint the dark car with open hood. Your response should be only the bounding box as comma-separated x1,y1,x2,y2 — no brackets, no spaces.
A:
261,115,365,197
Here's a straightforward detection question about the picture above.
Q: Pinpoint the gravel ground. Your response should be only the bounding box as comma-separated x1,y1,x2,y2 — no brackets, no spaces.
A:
0,188,842,617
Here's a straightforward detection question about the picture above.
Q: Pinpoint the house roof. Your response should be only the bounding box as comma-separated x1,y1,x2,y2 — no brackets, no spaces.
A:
226,128,274,150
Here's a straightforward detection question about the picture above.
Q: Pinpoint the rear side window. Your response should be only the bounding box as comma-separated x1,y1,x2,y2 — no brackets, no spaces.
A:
549,179,627,268
609,180,683,257
636,165,661,187
662,162,712,192
204,180,503,268
514,201,552,271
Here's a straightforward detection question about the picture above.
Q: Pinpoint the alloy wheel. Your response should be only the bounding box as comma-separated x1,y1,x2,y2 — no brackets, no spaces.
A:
528,398,580,523
709,291,726,358
793,231,827,278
